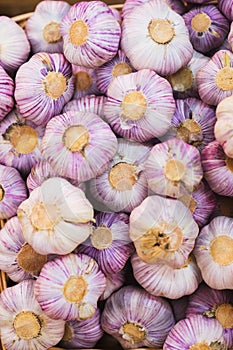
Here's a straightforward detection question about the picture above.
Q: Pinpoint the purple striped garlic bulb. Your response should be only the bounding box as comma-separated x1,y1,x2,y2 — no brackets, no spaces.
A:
145,138,203,199
60,1,121,68
0,66,14,120
0,216,48,282
35,253,106,321
130,195,199,267
25,0,71,54
89,138,150,213
77,212,134,275
15,52,74,126
41,110,117,182
131,253,202,299
121,0,193,76
17,177,94,255
194,216,233,290
72,65,100,99
0,280,65,350
104,69,175,142
0,16,30,75
163,315,226,350
63,94,106,120
0,109,44,177
0,164,27,220
218,0,233,21
101,285,175,349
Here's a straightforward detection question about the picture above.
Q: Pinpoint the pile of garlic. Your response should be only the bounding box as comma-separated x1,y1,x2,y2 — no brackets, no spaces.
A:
0,0,233,349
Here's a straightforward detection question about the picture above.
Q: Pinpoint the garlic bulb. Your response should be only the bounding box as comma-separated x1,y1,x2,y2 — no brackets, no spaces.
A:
77,212,134,275
15,52,74,126
59,309,103,349
0,109,44,177
63,94,106,120
218,0,233,21
163,315,226,350
41,110,117,182
35,253,106,320
145,138,203,198
104,69,175,142
89,138,150,212
101,285,175,349
100,269,125,300
121,0,193,76
0,66,14,120
25,0,71,53
201,141,233,197
0,279,65,350
183,5,229,54
215,95,233,158
72,65,100,99
130,195,199,267
0,16,30,75
194,216,233,290
0,164,27,220
131,253,202,299
197,50,233,106
17,177,94,255
60,1,121,67
0,216,47,282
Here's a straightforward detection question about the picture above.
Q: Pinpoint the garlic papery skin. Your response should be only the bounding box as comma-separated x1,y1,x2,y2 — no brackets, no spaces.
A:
132,253,202,299
15,52,74,126
130,195,199,267
0,16,30,75
197,50,233,106
121,0,193,76
0,279,65,350
163,315,226,350
162,98,216,152
183,5,229,54
201,141,233,197
72,65,100,99
101,285,175,349
59,309,103,348
194,216,233,290
0,216,47,282
89,138,150,213
100,269,125,300
77,212,134,275
41,110,117,182
145,138,203,199
25,0,70,54
35,253,106,321
104,69,175,142
218,0,233,21
17,177,94,255
63,94,106,120
0,66,14,120
96,50,133,95
0,164,27,220
0,109,44,177
215,95,233,158
167,51,210,99
60,1,121,68
186,283,233,347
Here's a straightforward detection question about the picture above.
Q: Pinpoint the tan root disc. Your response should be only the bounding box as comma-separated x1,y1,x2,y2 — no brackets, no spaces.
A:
216,67,233,91
17,244,47,276
191,13,211,32
43,21,62,43
215,303,233,329
164,159,186,182
176,119,203,146
75,71,92,91
63,125,89,153
189,342,211,350
121,323,146,344
148,18,174,44
91,226,113,250
112,62,132,78
210,235,233,266
13,311,41,340
69,20,89,46
63,276,87,303
31,202,59,231
121,91,147,121
226,156,233,172
43,71,67,99
0,185,5,201
7,124,38,154
168,67,194,92
109,163,137,191
62,323,73,342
